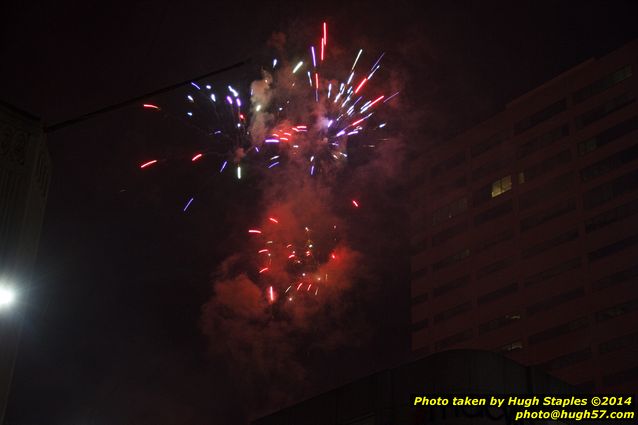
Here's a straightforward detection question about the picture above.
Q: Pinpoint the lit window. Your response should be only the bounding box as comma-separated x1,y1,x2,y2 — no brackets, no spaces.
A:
499,341,523,352
491,175,512,198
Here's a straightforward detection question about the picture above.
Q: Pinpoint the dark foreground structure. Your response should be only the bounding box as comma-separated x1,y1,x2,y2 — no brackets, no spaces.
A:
252,350,581,425
0,102,50,424
409,39,638,392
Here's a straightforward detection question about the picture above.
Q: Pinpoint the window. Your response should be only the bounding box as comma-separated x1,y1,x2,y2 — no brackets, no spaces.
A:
599,330,638,354
474,200,513,226
412,319,428,332
478,282,518,305
577,115,638,156
432,175,467,198
432,248,470,272
580,143,638,182
515,99,567,135
588,233,638,262
521,199,576,231
573,65,633,103
518,124,569,158
432,197,468,226
574,93,635,129
586,198,638,233
472,158,507,181
519,149,572,184
540,348,592,372
491,175,512,198
474,230,514,254
521,229,579,259
432,221,468,246
433,275,470,298
529,317,589,345
411,293,428,306
435,329,473,351
519,172,574,211
524,257,581,287
473,175,512,206
434,301,472,324
431,151,466,178
476,258,513,280
583,169,638,210
595,298,638,323
499,341,523,352
592,264,638,291
479,313,521,335
527,287,585,316
471,133,503,158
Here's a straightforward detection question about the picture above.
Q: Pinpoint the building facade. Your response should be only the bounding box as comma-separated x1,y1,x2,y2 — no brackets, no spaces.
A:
253,350,580,425
0,102,51,423
410,40,638,393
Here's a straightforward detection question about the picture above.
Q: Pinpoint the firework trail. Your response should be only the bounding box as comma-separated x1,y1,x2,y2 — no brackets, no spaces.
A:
137,23,402,417
136,21,399,313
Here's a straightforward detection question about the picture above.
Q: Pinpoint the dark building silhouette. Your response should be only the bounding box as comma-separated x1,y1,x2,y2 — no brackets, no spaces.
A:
0,102,50,424
409,40,638,393
253,350,580,425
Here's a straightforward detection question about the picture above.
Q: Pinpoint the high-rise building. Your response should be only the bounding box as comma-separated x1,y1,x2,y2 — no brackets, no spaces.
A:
0,101,51,423
410,40,638,393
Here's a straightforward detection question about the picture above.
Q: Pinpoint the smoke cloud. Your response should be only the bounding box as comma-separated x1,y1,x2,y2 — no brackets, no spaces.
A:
200,23,410,422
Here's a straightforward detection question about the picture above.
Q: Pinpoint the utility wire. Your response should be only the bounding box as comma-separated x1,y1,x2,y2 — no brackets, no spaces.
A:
45,59,249,133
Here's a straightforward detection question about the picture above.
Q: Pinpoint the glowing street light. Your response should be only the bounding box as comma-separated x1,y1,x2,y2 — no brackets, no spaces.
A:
0,286,16,309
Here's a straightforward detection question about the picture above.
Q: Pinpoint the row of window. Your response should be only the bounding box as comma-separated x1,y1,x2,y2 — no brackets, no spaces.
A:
421,64,633,184
580,143,638,182
426,117,635,222
588,232,638,262
536,333,638,373
423,163,636,258
521,198,576,231
573,65,633,104
515,99,567,135
519,172,574,211
527,286,585,316
427,297,638,356
592,264,638,291
429,155,634,233
574,92,635,130
540,326,638,372
519,149,572,184
521,229,579,259
514,64,633,137
583,169,638,210
429,284,588,328
417,248,634,316
577,115,638,155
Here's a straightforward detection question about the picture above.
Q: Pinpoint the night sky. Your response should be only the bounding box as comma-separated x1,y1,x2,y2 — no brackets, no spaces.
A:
1,1,638,424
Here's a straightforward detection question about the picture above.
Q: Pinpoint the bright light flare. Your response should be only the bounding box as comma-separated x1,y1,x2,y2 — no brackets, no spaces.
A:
259,268,269,274
269,217,279,224
352,200,360,207
191,153,203,162
140,160,158,169
292,61,303,73
183,197,194,212
0,287,16,308
248,229,262,234
143,104,160,110
268,286,275,302
354,78,367,94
